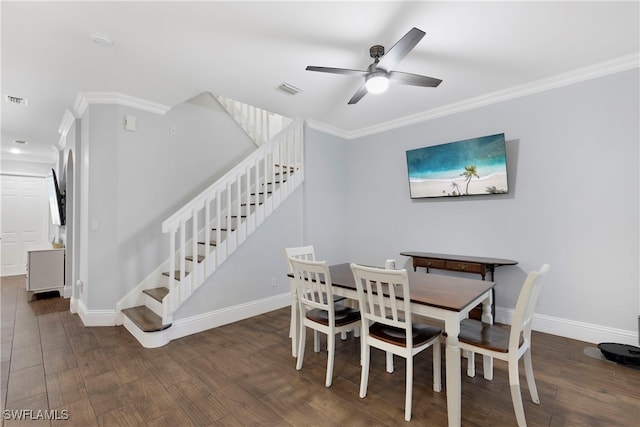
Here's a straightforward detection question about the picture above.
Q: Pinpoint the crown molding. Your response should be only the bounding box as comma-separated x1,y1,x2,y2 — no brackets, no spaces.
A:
72,92,171,118
312,52,640,140
304,119,351,140
57,108,77,150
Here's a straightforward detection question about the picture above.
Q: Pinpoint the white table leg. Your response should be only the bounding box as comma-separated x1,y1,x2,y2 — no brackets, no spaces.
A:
481,292,494,380
445,314,461,427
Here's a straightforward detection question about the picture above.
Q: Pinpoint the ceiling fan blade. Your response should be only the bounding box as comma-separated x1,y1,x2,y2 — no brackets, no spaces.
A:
347,83,368,104
377,27,426,72
305,66,369,77
389,71,442,87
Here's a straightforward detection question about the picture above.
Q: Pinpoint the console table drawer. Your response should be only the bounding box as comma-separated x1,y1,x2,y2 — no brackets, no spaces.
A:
445,261,484,274
414,258,446,270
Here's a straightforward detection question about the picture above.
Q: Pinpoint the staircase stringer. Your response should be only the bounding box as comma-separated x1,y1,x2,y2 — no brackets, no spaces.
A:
159,119,304,324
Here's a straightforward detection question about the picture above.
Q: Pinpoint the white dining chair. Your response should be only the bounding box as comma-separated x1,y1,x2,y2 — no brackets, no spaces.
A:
284,245,317,357
285,246,351,357
289,257,361,387
458,264,550,427
350,263,442,422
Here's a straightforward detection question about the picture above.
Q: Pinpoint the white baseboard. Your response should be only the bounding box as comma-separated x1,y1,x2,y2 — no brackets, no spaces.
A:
76,299,118,327
495,307,638,346
168,293,290,342
74,297,640,348
116,293,290,348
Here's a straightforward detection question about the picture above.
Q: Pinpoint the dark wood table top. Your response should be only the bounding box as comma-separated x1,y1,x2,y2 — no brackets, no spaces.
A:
328,263,495,313
400,251,517,266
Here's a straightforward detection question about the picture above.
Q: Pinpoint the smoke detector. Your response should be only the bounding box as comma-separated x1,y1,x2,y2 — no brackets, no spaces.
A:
4,95,29,106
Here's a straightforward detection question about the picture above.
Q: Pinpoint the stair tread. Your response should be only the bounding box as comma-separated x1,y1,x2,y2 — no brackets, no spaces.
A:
122,306,171,332
142,287,169,302
162,271,189,280
197,241,217,246
186,255,205,263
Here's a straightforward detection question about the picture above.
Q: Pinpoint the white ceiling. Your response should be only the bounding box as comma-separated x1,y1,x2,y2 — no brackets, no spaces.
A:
2,1,638,163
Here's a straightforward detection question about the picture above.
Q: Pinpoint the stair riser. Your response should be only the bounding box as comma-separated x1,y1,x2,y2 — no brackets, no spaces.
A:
144,294,164,317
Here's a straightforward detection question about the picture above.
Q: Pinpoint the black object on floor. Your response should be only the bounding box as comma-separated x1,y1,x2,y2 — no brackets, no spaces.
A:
598,342,640,366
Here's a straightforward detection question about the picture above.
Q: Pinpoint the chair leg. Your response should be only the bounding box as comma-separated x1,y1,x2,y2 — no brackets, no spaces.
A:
386,351,394,373
508,356,527,427
290,302,298,357
433,339,442,392
405,357,413,422
359,346,370,398
523,348,540,404
296,325,306,371
482,354,494,380
341,331,347,340
325,332,335,387
314,330,320,353
467,351,476,377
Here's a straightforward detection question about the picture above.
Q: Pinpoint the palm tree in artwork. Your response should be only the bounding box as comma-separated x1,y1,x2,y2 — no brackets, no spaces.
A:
460,165,480,194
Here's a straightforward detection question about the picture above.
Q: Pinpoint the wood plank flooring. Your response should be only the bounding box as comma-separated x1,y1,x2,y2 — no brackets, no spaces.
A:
1,274,638,426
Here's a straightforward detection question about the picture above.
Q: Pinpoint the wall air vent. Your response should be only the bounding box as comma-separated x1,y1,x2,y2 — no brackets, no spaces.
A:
5,95,29,106
278,83,302,95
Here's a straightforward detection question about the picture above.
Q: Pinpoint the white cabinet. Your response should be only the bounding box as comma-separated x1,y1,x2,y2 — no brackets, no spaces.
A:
26,248,64,294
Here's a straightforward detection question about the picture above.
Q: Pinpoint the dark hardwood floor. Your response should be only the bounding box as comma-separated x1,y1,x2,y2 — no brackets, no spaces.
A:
1,274,638,426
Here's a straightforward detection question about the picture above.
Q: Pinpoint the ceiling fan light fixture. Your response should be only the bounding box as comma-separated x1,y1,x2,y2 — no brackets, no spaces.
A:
365,72,389,94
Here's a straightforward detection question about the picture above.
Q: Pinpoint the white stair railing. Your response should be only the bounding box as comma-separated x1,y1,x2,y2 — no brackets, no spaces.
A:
214,94,293,146
160,119,304,324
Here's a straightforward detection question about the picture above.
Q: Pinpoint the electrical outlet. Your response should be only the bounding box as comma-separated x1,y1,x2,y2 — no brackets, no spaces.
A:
271,277,277,287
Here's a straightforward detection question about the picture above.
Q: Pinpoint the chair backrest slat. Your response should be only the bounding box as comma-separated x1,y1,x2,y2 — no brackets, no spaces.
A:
351,263,413,347
284,245,316,273
289,258,334,317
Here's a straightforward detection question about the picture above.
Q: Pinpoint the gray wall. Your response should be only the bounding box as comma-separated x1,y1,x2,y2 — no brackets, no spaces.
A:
173,125,350,319
79,94,257,309
345,69,639,334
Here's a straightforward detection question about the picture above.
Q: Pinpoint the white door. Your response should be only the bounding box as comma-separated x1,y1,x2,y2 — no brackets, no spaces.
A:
1,175,49,276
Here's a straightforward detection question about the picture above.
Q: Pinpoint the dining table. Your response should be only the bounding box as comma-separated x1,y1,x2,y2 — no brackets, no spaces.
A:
315,263,495,427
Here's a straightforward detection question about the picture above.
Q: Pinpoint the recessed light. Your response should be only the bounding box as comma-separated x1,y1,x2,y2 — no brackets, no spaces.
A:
10,148,21,154
91,33,113,47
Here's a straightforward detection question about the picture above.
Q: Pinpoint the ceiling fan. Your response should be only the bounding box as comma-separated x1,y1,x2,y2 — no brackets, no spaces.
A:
306,27,442,105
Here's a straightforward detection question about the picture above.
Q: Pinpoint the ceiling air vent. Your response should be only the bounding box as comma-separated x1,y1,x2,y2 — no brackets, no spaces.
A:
5,95,29,106
278,83,302,95
13,139,28,145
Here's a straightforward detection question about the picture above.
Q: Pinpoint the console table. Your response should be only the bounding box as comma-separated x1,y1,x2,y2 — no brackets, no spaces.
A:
400,251,517,319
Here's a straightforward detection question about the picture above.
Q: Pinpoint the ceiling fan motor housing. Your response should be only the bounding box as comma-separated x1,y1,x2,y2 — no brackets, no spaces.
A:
370,45,385,59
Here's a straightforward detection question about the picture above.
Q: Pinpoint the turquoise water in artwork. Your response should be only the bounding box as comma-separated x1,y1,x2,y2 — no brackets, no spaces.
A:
406,134,508,181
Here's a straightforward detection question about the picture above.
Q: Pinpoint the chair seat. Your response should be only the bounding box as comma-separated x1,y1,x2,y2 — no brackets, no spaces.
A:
369,322,441,348
459,319,522,353
306,305,360,327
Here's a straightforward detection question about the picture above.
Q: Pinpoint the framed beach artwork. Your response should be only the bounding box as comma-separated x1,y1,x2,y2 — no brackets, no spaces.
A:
406,133,509,199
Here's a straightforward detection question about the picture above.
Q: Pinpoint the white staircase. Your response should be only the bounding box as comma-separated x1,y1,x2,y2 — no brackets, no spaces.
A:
119,117,304,347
